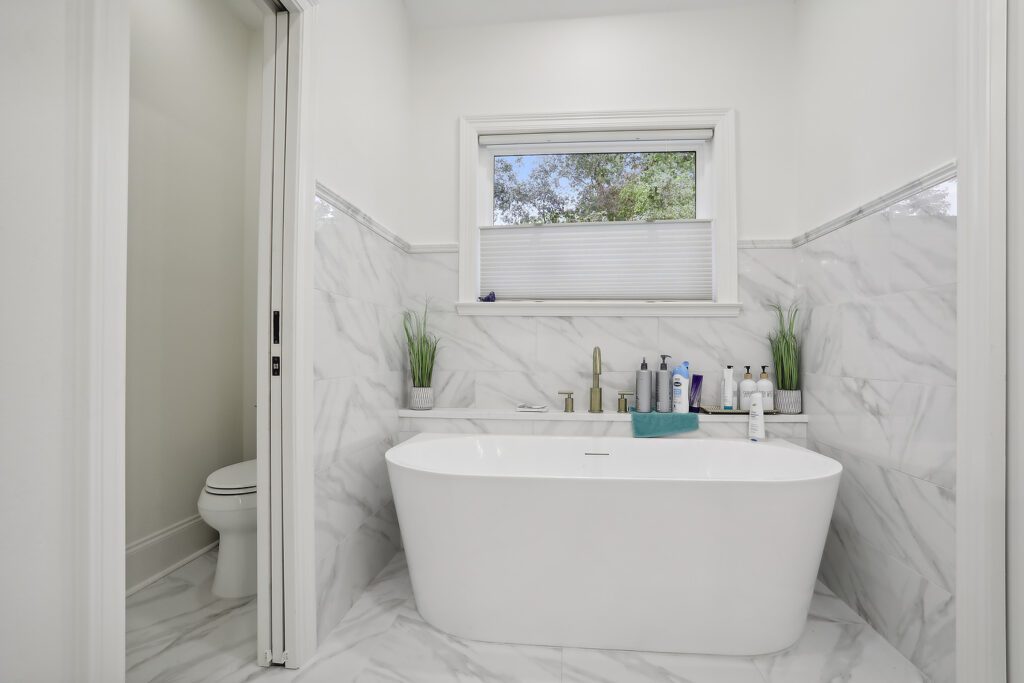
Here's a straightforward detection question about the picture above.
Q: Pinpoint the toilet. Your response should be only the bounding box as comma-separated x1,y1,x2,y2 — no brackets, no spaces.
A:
197,459,257,598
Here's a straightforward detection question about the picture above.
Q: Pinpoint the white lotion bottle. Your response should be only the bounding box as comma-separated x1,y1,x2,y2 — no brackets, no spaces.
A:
748,391,765,441
721,365,735,410
739,366,757,412
672,361,690,413
757,365,775,411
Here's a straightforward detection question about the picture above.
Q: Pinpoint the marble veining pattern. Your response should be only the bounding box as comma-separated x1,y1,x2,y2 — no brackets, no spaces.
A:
127,550,925,683
407,247,799,411
309,181,956,679
312,196,406,640
799,179,957,683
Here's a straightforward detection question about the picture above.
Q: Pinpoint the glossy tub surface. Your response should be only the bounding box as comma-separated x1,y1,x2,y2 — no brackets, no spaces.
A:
386,434,841,655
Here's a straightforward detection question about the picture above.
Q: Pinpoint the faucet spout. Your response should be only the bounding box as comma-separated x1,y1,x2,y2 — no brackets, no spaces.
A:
590,346,603,413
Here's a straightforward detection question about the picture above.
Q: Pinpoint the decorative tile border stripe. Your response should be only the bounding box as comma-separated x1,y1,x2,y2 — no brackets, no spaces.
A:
319,160,956,255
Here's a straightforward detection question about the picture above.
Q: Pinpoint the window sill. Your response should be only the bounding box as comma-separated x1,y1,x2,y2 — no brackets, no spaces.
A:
455,300,742,317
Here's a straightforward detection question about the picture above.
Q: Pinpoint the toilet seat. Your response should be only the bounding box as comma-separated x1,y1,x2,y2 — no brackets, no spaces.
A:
205,459,257,496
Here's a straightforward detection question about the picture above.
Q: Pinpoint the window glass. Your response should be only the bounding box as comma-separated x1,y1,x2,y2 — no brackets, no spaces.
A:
493,151,696,225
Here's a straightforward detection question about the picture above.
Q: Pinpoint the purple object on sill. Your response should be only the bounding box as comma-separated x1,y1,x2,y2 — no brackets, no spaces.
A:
688,374,703,413
478,291,496,302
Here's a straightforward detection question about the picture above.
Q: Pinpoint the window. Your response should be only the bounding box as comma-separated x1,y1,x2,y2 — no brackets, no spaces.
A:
458,111,739,316
492,150,697,225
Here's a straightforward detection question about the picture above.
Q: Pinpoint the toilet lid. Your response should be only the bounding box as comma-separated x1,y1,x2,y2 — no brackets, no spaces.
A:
205,459,257,494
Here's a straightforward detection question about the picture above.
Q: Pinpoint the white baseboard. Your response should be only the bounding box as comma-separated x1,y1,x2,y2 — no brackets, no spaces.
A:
126,514,218,595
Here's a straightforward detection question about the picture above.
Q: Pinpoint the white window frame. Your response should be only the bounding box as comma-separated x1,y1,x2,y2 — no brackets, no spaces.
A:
456,109,739,317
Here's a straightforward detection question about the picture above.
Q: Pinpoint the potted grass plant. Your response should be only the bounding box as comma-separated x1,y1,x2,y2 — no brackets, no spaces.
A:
403,304,440,410
768,302,802,414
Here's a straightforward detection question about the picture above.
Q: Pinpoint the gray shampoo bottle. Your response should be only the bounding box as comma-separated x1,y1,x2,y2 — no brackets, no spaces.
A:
635,358,652,413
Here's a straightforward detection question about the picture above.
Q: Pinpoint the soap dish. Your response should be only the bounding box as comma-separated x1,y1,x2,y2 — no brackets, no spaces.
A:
700,405,780,416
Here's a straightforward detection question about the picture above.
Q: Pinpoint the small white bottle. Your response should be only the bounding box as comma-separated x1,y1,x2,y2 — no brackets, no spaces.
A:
757,365,775,412
721,365,735,410
748,391,765,441
739,366,757,412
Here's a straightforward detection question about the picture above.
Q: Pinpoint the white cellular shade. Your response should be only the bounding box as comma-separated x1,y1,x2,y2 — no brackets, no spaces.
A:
478,128,714,147
479,220,713,301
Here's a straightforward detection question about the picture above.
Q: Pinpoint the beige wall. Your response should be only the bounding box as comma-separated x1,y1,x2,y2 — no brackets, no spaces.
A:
126,0,261,588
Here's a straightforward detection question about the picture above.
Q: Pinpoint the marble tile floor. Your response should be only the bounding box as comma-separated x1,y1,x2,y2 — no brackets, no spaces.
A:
127,550,927,683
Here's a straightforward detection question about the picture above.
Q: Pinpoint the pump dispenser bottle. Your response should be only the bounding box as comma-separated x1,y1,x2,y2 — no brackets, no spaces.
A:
635,358,653,413
757,365,775,411
739,366,757,412
655,355,672,413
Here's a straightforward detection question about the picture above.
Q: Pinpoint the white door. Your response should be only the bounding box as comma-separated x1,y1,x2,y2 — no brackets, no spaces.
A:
256,9,290,667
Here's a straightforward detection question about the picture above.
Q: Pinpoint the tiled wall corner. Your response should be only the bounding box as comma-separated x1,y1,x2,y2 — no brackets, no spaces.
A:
312,197,405,641
799,179,957,683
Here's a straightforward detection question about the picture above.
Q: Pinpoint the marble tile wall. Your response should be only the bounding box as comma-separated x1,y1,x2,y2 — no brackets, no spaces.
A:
405,247,801,412
312,196,405,641
314,178,956,680
798,179,957,683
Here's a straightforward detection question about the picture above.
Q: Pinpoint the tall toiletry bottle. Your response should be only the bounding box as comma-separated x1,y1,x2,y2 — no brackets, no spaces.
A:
739,366,757,412
655,354,672,413
757,365,775,411
722,365,735,410
672,361,691,413
635,358,653,413
748,391,765,441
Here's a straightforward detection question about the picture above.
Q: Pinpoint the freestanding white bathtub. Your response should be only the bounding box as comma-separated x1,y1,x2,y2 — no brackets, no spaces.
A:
386,434,841,656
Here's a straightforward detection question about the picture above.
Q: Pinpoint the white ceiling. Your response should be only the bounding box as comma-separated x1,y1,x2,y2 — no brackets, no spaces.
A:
404,0,783,28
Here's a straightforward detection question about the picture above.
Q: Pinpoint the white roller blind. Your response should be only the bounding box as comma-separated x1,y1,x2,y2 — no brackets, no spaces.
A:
478,128,714,147
479,220,713,301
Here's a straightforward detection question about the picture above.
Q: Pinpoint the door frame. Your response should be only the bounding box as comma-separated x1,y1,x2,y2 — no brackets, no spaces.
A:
78,0,319,679
256,0,319,668
957,0,1009,681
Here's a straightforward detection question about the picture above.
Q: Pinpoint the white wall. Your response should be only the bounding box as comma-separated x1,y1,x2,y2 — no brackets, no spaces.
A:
126,0,260,587
794,0,956,232
0,2,110,678
407,4,798,243
314,0,414,238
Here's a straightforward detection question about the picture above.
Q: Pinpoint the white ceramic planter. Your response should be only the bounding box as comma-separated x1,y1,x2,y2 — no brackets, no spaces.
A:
775,389,802,414
410,386,434,410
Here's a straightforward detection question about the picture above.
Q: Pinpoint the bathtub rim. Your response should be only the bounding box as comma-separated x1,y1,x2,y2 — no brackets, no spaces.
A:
386,434,842,485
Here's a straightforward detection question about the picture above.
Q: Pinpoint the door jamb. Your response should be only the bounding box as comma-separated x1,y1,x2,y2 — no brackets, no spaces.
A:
79,0,318,679
956,0,1008,681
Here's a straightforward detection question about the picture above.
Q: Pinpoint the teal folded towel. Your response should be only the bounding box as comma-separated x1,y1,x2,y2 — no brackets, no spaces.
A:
630,409,700,438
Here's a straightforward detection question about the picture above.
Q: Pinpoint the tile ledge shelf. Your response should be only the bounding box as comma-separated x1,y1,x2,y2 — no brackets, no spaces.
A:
398,408,808,423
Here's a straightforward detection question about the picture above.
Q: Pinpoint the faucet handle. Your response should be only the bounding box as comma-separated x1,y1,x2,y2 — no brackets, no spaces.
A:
558,391,575,413
617,391,634,414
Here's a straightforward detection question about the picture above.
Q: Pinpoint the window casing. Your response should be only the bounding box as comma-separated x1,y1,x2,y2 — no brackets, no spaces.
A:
457,110,739,317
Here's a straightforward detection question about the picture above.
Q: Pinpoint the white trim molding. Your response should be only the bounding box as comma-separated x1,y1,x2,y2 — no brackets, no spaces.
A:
455,300,741,317
316,181,412,253
457,109,739,317
791,161,958,248
316,182,459,255
956,0,1008,680
277,0,319,669
125,515,217,595
76,0,129,680
127,543,218,598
